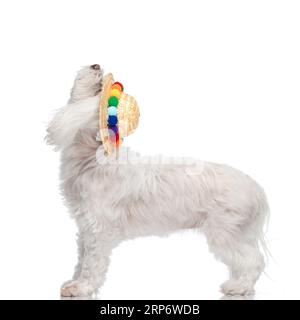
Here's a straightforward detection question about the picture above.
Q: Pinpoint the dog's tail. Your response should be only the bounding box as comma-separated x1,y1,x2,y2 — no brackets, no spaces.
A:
256,188,271,261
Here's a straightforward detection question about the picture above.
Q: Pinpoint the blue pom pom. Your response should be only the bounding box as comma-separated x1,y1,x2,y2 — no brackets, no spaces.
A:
108,115,118,126
108,106,118,116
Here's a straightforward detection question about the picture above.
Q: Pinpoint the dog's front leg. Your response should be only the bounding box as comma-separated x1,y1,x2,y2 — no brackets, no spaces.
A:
60,219,117,297
72,231,85,280
60,231,85,290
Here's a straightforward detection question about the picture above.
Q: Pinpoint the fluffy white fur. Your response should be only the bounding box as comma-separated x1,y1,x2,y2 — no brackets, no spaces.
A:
46,65,269,297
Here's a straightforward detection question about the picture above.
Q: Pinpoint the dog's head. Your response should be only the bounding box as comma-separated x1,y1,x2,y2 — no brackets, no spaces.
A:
69,64,104,103
46,65,103,150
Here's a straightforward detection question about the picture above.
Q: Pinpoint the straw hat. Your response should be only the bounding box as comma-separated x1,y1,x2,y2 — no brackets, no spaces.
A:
99,73,140,155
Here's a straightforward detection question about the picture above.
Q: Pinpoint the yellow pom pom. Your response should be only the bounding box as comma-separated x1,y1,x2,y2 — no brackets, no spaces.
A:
110,88,121,99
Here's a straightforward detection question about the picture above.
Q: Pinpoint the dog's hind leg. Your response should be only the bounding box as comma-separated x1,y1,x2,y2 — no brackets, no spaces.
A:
204,212,265,296
219,240,264,296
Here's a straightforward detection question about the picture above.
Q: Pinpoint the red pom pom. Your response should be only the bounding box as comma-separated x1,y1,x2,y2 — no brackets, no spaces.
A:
109,132,119,144
113,81,124,91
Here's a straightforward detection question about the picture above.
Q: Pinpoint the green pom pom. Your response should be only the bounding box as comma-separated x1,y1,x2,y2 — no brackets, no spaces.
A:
108,96,119,106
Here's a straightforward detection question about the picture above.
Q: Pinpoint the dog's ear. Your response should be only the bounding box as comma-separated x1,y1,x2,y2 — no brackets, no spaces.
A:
45,102,78,151
46,96,99,151
45,108,65,151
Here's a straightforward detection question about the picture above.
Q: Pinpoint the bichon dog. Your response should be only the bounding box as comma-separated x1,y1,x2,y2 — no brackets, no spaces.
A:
46,64,269,297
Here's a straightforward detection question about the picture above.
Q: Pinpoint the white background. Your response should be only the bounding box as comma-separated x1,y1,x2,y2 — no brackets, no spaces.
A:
0,0,299,300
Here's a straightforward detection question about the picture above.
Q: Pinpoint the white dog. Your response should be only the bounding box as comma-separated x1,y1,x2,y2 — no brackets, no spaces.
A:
46,64,269,297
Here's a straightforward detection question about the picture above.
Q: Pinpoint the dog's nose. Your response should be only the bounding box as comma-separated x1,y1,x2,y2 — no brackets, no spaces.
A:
90,64,100,70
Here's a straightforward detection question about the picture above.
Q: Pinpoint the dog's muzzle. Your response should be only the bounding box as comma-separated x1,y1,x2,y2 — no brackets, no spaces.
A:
90,64,100,70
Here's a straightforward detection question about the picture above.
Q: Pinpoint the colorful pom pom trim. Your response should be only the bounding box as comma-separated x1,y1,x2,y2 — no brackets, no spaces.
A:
107,81,124,148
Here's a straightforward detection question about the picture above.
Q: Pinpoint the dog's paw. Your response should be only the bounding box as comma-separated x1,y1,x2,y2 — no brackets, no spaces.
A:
60,280,94,297
220,279,255,296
